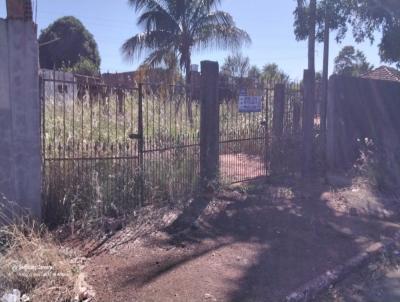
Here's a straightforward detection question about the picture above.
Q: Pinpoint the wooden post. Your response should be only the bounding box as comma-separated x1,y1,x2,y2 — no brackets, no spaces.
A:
200,61,219,189
302,69,315,176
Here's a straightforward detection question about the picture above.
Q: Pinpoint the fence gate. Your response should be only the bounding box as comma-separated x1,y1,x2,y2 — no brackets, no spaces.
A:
40,71,201,225
40,68,304,225
218,81,303,183
40,71,143,225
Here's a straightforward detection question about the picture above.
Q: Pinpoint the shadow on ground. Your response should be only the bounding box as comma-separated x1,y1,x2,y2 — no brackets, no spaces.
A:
87,176,400,302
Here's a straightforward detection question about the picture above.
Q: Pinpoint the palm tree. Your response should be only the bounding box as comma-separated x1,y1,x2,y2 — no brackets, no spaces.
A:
122,0,251,86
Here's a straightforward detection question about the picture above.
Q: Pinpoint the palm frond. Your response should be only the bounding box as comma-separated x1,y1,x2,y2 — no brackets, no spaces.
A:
137,9,179,31
124,0,251,68
195,24,251,51
128,0,169,12
142,47,176,68
121,30,174,61
200,0,222,10
191,10,234,34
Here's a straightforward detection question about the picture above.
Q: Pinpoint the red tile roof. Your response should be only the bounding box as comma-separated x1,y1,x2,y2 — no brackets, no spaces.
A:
361,66,400,83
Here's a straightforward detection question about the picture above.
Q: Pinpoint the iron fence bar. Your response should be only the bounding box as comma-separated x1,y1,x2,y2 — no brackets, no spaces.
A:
44,156,140,161
219,137,266,144
40,76,45,163
265,88,270,176
138,83,144,206
142,142,201,153
42,78,140,91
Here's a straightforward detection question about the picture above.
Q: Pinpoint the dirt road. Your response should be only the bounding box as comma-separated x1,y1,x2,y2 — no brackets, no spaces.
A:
86,179,400,301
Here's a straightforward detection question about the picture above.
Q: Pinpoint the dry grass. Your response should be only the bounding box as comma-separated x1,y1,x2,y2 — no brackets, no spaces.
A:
0,201,83,302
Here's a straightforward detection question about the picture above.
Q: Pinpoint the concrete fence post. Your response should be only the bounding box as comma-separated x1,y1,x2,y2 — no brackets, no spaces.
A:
200,61,219,189
0,2,41,222
271,83,285,174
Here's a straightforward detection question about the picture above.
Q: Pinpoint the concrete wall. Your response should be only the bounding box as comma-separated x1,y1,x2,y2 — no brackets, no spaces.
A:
327,75,400,171
0,18,41,220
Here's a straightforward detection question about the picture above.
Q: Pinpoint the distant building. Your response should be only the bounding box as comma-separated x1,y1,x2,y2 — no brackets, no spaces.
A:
102,68,181,88
361,66,400,83
40,69,104,102
40,69,78,101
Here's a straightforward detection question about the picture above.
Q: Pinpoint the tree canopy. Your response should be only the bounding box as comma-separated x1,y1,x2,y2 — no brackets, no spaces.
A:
63,58,101,77
221,52,250,78
248,65,262,83
38,16,101,73
350,0,400,67
334,45,373,76
122,0,250,83
220,54,289,87
261,63,289,83
293,0,352,43
294,0,400,67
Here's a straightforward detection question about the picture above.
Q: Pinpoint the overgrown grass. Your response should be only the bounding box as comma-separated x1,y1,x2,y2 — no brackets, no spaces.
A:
353,138,400,192
42,84,301,226
0,201,83,302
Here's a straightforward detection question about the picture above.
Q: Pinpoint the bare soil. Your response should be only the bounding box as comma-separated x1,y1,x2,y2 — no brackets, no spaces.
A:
318,240,400,302
83,177,400,302
220,154,265,182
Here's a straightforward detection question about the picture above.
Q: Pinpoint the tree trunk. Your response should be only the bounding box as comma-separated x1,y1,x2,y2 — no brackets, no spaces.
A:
185,57,194,126
321,11,330,171
303,0,317,176
308,0,317,74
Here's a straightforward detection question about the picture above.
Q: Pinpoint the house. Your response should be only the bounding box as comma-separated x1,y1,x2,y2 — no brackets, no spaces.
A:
40,69,78,101
361,66,400,83
40,69,105,102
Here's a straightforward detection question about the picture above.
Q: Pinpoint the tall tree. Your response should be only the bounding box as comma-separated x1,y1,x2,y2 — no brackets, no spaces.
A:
334,46,374,76
294,0,351,44
350,0,400,67
297,0,317,175
39,16,101,73
294,0,352,151
221,52,250,78
308,0,317,73
122,0,250,85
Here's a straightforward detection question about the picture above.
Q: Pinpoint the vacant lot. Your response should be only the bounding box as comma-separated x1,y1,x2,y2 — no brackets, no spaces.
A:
82,177,400,301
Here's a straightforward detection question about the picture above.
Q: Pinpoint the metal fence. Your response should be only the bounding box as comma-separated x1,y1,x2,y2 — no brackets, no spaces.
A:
41,71,201,225
40,70,304,225
218,81,303,183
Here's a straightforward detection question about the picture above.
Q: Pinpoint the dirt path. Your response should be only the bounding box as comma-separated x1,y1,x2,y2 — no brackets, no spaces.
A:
86,179,400,302
220,154,265,182
318,240,400,302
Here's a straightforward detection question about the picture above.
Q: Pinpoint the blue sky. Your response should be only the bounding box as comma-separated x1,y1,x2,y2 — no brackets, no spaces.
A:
0,0,388,79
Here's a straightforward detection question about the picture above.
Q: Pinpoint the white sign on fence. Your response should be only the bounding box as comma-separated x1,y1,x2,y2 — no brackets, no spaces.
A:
238,95,262,113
